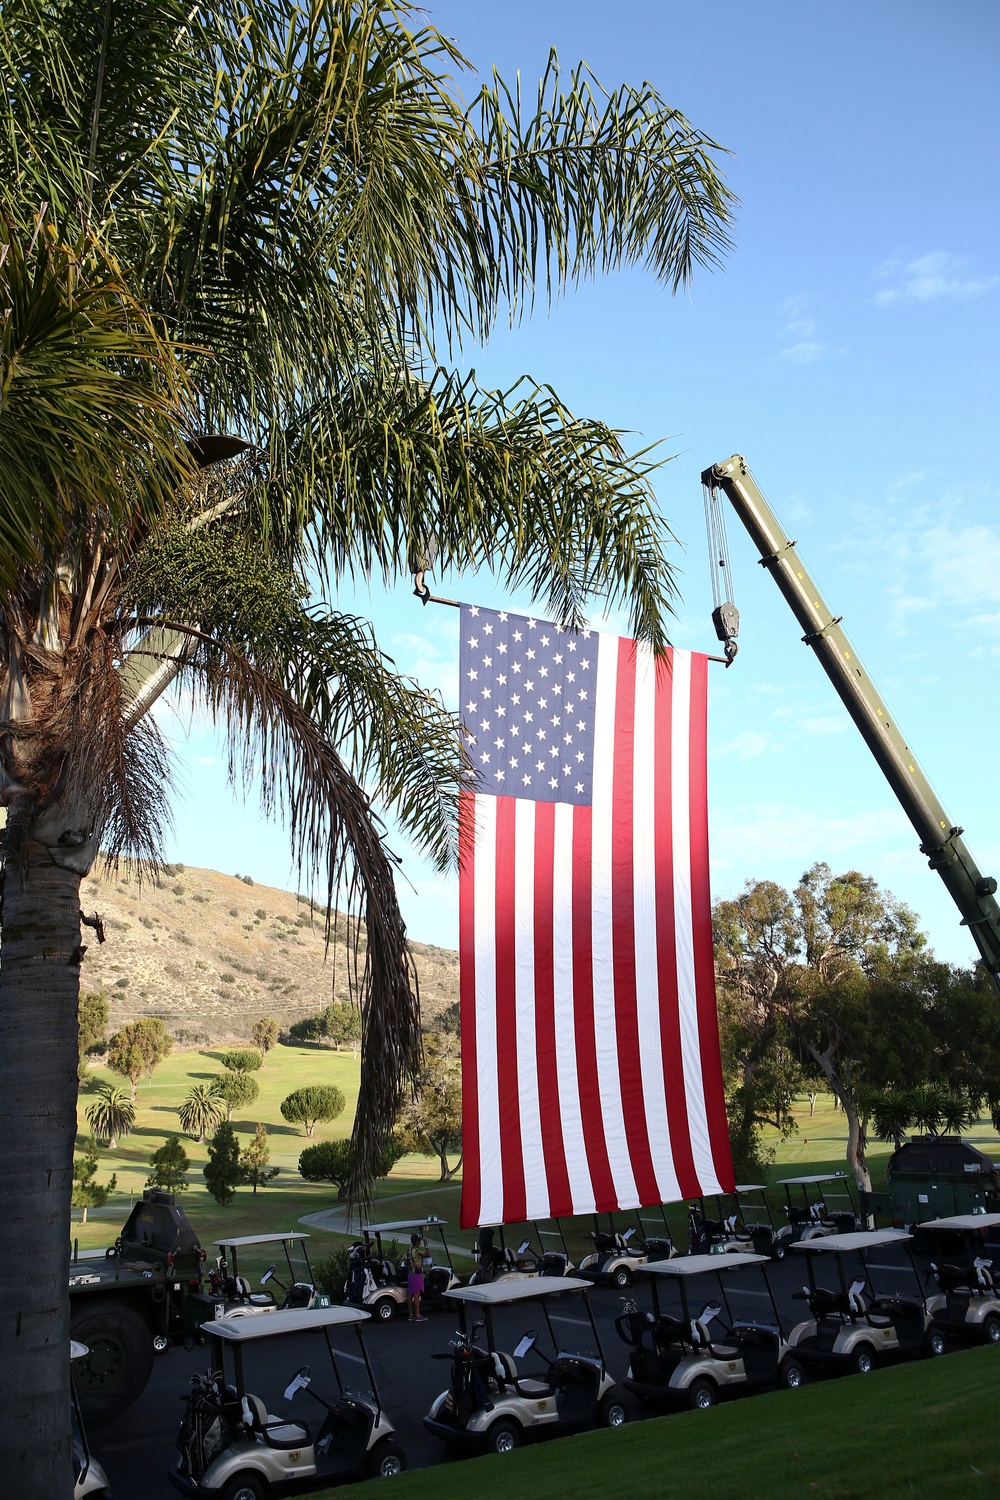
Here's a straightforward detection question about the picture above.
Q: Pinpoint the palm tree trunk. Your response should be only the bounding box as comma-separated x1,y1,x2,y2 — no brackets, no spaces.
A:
0,833,83,1499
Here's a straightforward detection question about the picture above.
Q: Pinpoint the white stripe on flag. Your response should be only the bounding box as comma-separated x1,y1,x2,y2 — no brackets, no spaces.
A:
473,797,503,1225
551,799,594,1216
591,633,637,1211
514,797,546,1218
633,644,682,1206
671,651,716,1189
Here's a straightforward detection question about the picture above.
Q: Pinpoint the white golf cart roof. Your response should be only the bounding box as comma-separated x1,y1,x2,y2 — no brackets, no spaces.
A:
778,1174,851,1186
204,1307,370,1341
446,1275,591,1305
919,1213,1000,1232
362,1219,448,1233
734,1184,768,1193
791,1230,911,1253
215,1232,310,1249
638,1253,770,1277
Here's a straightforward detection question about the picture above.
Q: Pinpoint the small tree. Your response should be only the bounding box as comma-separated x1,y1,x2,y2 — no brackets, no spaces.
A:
78,991,109,1079
147,1136,190,1193
280,1085,345,1137
239,1124,280,1195
212,1071,260,1121
288,1002,362,1051
107,1017,174,1100
85,1084,136,1149
220,1047,263,1074
178,1083,226,1143
72,1137,117,1225
204,1122,242,1205
299,1137,404,1199
395,1033,463,1180
250,1017,280,1061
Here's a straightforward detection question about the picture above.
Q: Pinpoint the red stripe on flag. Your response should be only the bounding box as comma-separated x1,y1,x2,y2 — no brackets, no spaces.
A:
572,806,617,1211
458,791,481,1230
532,801,573,1218
687,655,735,1191
611,640,660,1205
494,796,527,1223
653,652,699,1198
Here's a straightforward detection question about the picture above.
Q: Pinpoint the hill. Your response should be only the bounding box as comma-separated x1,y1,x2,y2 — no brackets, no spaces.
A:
79,862,458,1044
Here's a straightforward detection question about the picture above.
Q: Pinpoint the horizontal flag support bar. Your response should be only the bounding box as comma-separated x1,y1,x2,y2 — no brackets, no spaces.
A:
411,574,728,663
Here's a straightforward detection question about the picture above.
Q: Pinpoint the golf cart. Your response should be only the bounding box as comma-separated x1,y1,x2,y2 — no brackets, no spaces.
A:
618,1253,803,1409
170,1306,406,1497
579,1213,672,1288
468,1226,541,1285
787,1229,945,1375
423,1275,627,1453
71,1342,112,1499
922,1213,1000,1344
530,1219,576,1277
345,1219,460,1321
689,1186,789,1261
776,1174,859,1247
209,1233,326,1318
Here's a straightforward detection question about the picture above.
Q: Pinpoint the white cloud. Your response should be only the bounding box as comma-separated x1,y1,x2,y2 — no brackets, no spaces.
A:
800,715,848,737
779,340,826,363
712,729,770,760
710,802,909,870
873,252,999,306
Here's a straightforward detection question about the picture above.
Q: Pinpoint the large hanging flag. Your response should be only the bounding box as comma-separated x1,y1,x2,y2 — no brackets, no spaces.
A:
458,604,734,1229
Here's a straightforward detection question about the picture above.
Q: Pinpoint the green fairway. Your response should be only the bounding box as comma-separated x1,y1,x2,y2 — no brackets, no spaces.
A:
74,1053,1000,1279
343,1345,1000,1500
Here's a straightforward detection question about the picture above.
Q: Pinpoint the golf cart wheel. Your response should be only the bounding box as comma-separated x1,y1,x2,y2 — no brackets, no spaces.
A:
220,1474,267,1500
366,1438,407,1478
69,1301,154,1423
925,1328,946,1358
612,1266,632,1288
850,1343,876,1376
984,1314,1000,1344
771,1242,786,1262
373,1297,397,1322
598,1390,628,1428
486,1420,522,1454
778,1357,804,1390
687,1378,717,1411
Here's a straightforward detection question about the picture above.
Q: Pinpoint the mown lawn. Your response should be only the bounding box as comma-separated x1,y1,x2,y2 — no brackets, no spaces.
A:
342,1344,1000,1500
74,1054,1000,1277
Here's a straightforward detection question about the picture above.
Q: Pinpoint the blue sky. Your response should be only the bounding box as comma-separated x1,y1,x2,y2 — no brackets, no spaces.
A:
161,0,1000,968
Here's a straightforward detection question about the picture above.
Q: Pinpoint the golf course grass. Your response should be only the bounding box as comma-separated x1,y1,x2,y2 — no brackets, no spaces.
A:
342,1344,1000,1500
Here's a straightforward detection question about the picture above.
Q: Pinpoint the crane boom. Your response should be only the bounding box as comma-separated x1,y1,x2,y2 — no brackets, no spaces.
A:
702,453,1000,991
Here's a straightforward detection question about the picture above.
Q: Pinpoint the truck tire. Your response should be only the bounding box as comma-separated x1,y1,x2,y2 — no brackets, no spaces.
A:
69,1301,154,1422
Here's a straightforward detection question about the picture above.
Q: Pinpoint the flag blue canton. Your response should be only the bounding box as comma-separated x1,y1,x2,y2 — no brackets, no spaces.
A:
459,604,597,806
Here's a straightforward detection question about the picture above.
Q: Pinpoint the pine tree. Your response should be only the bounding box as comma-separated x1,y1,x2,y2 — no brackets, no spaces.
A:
204,1122,241,1206
239,1124,280,1195
146,1135,189,1193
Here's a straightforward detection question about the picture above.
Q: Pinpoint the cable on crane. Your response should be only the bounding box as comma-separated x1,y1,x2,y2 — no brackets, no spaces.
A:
702,476,740,664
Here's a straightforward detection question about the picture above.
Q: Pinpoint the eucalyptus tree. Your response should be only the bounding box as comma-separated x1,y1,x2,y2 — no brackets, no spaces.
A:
0,2,734,1487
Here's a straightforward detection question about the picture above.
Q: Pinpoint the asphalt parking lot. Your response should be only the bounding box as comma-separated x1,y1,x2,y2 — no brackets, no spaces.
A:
91,1246,956,1497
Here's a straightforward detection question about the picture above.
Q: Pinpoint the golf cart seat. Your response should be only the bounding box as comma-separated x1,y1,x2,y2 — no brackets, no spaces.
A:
644,1237,673,1262
492,1350,551,1397
809,1285,852,1320
281,1283,314,1310
243,1394,311,1450
786,1205,812,1226
592,1232,616,1253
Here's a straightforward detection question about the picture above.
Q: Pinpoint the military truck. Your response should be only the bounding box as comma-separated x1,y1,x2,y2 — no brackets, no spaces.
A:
69,1189,224,1422
860,1136,1000,1230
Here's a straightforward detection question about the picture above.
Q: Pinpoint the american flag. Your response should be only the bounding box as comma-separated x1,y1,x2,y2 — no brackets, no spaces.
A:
457,603,734,1228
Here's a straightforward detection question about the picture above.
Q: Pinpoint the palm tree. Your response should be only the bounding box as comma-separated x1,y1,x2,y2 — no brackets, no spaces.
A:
177,1084,227,1144
0,4,734,1487
84,1084,136,1149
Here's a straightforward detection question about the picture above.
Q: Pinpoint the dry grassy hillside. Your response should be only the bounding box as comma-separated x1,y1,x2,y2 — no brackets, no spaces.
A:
78,862,458,1044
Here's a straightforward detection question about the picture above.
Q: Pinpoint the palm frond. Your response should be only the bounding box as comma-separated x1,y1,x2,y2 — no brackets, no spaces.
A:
276,366,677,650
0,215,192,589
